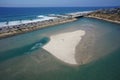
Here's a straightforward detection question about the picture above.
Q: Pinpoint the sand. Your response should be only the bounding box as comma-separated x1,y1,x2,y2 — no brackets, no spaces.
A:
86,16,120,24
43,30,86,65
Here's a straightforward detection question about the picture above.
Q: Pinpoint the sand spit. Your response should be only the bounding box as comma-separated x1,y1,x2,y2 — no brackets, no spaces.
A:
43,30,86,65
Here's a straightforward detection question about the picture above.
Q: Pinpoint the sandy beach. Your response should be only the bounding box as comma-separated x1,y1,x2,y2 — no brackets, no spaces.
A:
43,30,86,65
86,16,120,24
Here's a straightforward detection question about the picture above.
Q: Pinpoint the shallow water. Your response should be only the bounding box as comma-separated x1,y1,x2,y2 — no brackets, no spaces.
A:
0,17,120,80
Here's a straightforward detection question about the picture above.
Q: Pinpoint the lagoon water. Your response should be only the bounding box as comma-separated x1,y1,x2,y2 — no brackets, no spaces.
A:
0,17,120,80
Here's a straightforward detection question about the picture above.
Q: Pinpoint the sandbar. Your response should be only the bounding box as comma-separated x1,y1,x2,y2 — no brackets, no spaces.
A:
43,30,86,65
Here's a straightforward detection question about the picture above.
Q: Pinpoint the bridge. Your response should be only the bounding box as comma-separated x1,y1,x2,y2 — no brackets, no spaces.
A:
67,11,92,18
0,11,92,34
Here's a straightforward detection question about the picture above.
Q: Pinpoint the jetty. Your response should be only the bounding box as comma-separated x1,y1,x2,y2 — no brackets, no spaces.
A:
0,11,91,39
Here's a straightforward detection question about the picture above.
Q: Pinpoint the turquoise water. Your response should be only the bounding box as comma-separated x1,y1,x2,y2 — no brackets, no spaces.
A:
0,17,120,80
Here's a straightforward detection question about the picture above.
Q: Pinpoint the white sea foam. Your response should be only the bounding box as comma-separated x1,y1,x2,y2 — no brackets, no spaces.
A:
0,22,7,28
37,15,45,18
8,21,21,26
0,16,57,28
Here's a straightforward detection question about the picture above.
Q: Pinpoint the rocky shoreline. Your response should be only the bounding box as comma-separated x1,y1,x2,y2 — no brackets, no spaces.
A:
0,8,120,39
86,8,120,24
0,17,77,39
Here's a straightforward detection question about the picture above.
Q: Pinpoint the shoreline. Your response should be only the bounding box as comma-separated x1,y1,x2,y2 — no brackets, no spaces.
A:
86,16,120,24
0,8,120,40
86,8,120,24
0,11,91,39
0,18,77,39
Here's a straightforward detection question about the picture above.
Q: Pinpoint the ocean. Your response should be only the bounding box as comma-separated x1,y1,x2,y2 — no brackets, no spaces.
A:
0,7,120,80
0,7,116,22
